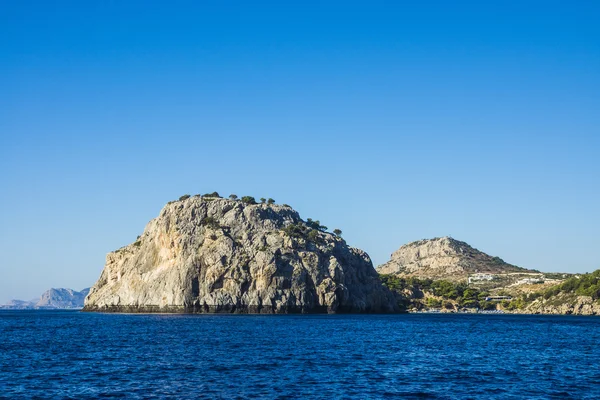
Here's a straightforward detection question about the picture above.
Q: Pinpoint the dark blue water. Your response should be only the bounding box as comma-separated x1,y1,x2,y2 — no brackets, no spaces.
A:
1,311,599,399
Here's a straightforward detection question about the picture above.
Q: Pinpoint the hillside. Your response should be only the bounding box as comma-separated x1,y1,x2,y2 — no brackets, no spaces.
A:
377,237,533,282
508,269,600,315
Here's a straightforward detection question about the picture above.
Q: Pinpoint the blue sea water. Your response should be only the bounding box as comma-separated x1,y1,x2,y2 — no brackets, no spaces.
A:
1,311,599,399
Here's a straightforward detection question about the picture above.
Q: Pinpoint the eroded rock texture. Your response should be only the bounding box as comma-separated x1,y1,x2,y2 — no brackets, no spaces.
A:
84,196,397,313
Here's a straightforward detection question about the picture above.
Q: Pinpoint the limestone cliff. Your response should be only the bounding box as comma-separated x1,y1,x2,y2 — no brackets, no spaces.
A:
84,196,397,313
377,237,530,281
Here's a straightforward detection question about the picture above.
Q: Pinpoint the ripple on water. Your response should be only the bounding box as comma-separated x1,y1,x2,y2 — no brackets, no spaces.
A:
1,312,600,399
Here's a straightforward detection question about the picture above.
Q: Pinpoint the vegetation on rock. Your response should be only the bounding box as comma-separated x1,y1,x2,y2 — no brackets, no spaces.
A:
380,274,498,311
541,270,600,300
200,216,220,230
282,222,325,245
306,218,328,232
241,196,257,204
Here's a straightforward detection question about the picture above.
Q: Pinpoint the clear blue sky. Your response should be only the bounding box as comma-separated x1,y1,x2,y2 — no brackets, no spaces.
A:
1,1,599,302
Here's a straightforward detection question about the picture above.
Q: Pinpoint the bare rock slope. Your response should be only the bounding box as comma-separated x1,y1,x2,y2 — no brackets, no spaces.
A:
84,196,397,313
377,237,529,281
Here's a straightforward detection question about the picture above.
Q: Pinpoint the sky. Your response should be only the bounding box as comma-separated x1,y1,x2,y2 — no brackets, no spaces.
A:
1,1,599,302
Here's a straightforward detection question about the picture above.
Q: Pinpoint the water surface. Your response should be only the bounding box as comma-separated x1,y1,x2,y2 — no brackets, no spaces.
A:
1,311,599,399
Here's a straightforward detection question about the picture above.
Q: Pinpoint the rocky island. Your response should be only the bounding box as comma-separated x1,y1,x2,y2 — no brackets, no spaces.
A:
84,194,398,313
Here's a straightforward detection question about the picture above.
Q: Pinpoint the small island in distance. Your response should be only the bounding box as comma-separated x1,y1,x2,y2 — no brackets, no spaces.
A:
75,193,599,316
1,288,90,310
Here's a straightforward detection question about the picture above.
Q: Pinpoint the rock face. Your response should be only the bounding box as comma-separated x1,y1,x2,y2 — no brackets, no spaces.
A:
377,237,529,281
84,196,398,313
516,294,600,316
1,288,90,309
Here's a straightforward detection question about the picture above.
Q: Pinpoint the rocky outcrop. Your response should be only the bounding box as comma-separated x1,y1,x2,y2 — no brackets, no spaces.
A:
1,288,90,309
377,237,530,281
84,196,398,313
515,294,600,316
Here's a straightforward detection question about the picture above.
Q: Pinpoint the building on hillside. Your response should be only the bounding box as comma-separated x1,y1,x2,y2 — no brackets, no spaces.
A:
517,278,544,285
468,274,495,284
485,296,512,301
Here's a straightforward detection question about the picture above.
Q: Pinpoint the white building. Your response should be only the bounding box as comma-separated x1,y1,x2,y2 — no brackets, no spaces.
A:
468,274,495,284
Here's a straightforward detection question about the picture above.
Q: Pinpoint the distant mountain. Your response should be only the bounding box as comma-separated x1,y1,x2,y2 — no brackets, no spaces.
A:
0,288,90,310
2,299,39,309
377,237,532,281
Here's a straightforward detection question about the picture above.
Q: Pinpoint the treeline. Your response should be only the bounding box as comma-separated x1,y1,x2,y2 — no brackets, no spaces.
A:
175,192,344,240
381,269,600,312
177,192,276,205
541,270,600,300
379,275,498,310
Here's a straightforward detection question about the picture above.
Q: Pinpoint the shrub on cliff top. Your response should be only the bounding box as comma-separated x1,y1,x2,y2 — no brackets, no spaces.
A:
241,196,257,204
282,222,324,244
306,218,328,232
179,194,191,201
282,223,307,239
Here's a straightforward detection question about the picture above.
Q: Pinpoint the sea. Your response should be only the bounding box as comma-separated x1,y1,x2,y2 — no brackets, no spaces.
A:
1,311,599,399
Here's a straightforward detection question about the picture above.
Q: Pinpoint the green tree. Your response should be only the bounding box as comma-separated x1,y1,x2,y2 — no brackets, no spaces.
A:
479,301,496,311
333,229,342,237
307,230,320,243
267,198,275,204
179,194,191,201
203,192,221,198
260,197,266,204
241,196,257,204
426,298,442,308
306,219,328,232
229,194,238,200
